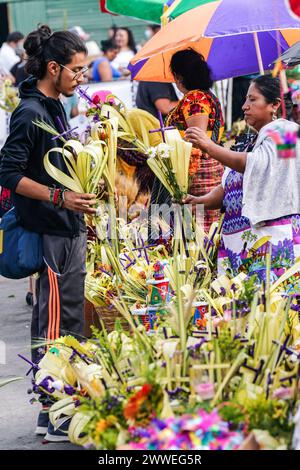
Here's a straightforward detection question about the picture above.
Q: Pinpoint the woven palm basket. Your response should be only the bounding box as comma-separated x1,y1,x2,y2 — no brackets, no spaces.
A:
94,304,131,333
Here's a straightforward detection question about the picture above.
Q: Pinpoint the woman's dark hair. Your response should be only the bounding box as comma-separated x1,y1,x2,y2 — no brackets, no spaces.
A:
101,39,118,54
252,74,293,119
170,48,213,91
252,75,281,104
108,25,118,34
114,27,137,54
24,24,87,79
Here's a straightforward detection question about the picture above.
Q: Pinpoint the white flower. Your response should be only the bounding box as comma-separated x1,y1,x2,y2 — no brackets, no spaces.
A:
147,147,157,159
290,353,298,363
157,143,172,158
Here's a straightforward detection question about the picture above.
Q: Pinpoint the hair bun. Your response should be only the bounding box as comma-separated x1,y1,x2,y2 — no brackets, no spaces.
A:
37,24,52,43
24,24,52,57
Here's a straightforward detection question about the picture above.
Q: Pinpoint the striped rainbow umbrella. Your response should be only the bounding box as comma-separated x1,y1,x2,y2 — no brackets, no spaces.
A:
129,0,300,81
100,0,218,24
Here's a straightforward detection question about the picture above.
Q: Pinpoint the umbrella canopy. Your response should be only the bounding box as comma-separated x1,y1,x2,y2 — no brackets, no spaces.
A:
129,0,300,82
279,40,300,66
99,0,218,24
100,0,166,23
287,0,300,18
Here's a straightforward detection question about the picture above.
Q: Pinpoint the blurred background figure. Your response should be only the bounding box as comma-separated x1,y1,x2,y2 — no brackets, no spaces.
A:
69,25,101,68
144,24,160,40
111,27,137,74
135,22,178,118
90,39,121,82
107,24,118,40
136,81,178,118
291,91,300,124
137,23,161,49
60,93,79,121
0,31,24,78
68,25,90,41
232,74,258,123
10,48,28,87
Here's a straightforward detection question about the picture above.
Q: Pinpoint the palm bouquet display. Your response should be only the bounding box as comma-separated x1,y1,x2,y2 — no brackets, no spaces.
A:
24,257,300,450
147,128,192,202
39,117,118,196
81,87,163,150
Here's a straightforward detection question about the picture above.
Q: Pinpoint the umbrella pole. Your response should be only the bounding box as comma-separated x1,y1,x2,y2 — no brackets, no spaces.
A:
226,78,233,131
253,32,265,75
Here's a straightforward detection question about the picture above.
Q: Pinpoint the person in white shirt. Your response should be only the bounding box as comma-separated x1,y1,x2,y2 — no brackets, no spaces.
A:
0,31,24,75
111,27,137,74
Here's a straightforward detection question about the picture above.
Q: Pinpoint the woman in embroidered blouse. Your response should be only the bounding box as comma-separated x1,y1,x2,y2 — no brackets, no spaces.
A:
184,75,300,284
151,48,224,234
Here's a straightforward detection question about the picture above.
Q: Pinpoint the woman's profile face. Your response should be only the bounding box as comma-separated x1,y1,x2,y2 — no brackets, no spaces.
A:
115,29,129,48
173,72,186,94
242,83,279,131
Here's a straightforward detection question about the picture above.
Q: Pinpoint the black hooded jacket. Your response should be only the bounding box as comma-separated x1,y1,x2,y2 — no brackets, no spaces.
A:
0,77,84,237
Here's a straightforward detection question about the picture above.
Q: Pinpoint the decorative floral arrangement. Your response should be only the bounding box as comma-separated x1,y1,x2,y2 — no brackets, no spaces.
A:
121,409,245,450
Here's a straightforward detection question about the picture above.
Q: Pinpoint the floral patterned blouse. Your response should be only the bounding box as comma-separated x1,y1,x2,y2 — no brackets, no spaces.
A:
166,89,224,141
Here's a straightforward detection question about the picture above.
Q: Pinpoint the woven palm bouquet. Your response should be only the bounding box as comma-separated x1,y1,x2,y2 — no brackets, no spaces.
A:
147,130,192,202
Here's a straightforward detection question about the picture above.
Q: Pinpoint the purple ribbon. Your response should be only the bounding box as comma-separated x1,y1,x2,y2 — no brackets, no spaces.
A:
18,354,40,376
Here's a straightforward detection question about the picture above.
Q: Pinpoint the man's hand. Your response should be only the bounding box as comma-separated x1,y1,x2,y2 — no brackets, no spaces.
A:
63,192,97,215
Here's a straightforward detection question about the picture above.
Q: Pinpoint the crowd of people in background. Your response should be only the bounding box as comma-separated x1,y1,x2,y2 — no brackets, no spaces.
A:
0,22,150,86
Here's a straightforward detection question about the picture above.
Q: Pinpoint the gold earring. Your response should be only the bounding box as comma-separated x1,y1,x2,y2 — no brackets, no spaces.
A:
272,111,277,121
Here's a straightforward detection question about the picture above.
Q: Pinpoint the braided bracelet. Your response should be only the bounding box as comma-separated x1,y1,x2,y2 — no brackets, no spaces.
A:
49,187,55,205
49,187,67,208
57,189,68,208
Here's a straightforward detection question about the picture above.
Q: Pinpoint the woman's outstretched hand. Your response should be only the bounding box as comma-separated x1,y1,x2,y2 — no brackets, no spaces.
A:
182,194,201,205
184,127,211,153
182,194,205,215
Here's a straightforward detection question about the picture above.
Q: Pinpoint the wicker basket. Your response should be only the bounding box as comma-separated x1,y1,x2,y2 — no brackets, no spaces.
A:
95,305,130,333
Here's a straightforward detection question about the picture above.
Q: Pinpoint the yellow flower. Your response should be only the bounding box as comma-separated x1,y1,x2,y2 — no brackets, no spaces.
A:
95,418,108,434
